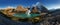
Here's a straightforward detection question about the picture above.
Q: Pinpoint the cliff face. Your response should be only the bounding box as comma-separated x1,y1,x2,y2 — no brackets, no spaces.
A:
16,6,24,11
3,8,15,16
16,6,28,13
31,7,39,13
31,5,48,14
2,6,29,16
40,5,48,13
31,2,48,13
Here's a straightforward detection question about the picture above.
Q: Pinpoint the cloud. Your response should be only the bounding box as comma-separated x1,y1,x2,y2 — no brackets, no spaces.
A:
32,2,41,7
0,6,16,9
6,6,15,8
46,4,60,10
36,2,40,5
36,2,41,6
32,4,36,7
0,8,4,9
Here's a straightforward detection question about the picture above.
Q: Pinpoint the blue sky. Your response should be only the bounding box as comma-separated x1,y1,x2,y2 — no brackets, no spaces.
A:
0,0,60,10
41,0,60,10
0,0,40,8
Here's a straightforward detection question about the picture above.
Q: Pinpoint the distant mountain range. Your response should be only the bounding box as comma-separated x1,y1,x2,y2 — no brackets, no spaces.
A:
49,8,60,16
31,2,49,13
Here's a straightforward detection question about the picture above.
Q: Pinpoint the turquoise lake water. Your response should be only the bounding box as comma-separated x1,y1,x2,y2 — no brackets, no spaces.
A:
13,13,40,18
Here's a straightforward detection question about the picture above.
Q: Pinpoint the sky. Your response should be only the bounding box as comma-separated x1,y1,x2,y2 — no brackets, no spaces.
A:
41,0,60,10
0,0,40,8
0,0,60,10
